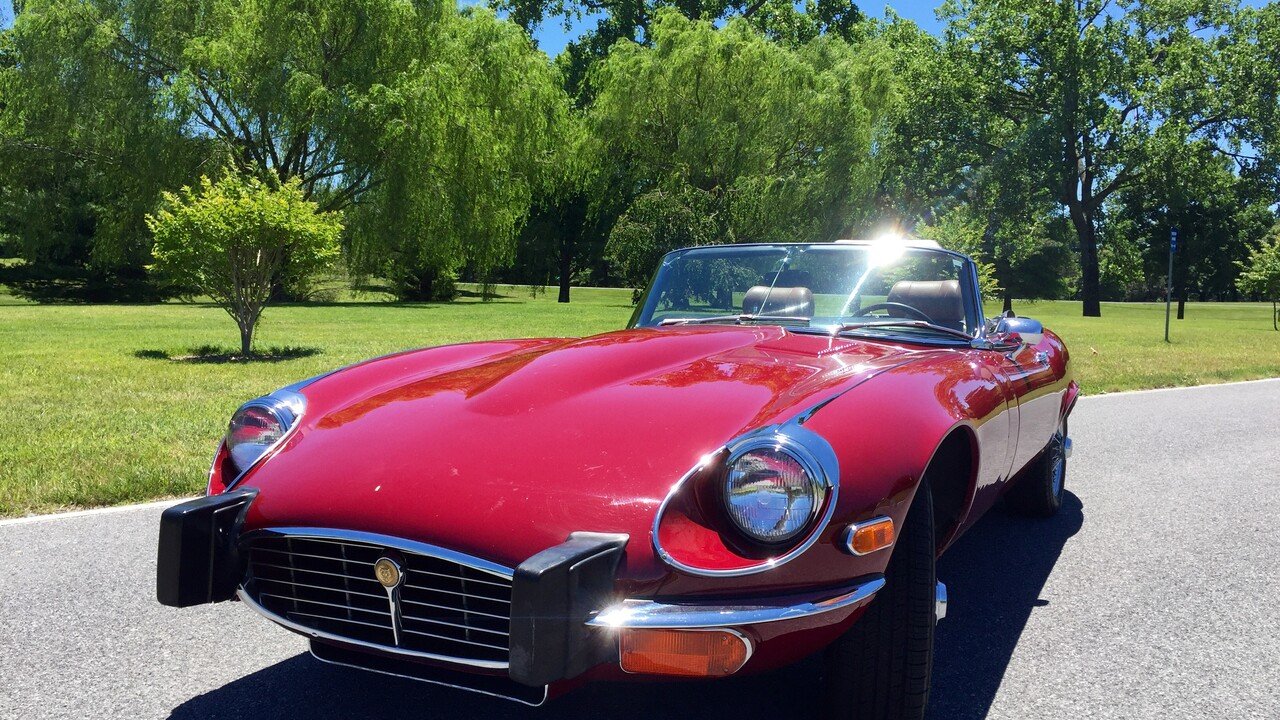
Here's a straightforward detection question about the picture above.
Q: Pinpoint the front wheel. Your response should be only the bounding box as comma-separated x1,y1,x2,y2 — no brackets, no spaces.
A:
1005,430,1068,518
821,478,936,720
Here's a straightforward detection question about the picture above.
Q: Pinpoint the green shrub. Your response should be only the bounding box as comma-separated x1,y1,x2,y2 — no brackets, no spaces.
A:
146,175,343,354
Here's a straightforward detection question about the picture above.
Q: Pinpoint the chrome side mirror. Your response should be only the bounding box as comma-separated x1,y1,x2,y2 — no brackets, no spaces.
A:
973,315,1043,352
995,316,1043,345
977,332,1024,352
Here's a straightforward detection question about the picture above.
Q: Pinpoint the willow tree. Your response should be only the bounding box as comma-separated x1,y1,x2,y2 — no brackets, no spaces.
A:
4,0,572,299
589,10,893,289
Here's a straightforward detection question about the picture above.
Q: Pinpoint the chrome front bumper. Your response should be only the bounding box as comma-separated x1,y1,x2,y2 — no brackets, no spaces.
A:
587,575,885,629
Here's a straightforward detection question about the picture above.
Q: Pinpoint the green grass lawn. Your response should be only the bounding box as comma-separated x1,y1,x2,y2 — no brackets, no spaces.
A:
2,287,1277,517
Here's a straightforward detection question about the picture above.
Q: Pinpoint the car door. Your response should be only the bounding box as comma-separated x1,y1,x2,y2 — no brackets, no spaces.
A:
997,340,1062,475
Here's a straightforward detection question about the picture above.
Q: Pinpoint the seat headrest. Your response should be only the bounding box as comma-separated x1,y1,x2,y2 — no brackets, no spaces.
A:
742,285,814,318
886,280,966,330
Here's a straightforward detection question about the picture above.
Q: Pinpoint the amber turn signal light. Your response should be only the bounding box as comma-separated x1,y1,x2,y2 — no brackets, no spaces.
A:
618,628,751,677
844,516,895,555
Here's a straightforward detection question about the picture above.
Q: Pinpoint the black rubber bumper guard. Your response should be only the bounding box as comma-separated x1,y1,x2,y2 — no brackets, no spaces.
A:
157,492,630,691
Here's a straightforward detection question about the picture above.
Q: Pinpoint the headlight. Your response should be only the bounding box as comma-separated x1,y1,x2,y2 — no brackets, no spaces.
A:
723,445,827,545
225,391,304,475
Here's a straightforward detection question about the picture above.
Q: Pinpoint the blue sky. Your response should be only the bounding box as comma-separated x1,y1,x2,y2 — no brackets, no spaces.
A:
526,2,946,55
0,1,1268,52
0,1,945,37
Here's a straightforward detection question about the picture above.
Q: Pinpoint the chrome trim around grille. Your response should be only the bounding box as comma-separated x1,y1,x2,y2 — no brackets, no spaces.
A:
247,527,515,578
239,527,514,670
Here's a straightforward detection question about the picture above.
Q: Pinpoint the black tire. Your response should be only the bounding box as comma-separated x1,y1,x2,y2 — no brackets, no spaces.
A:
822,479,936,720
1004,431,1067,518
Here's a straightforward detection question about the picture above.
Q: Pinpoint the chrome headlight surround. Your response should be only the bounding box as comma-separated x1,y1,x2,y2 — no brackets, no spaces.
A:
224,389,306,482
651,423,840,577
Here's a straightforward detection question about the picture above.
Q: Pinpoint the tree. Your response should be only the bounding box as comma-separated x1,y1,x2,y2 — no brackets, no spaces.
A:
588,11,892,287
0,0,205,300
1236,228,1280,330
146,176,342,355
1110,140,1276,307
936,0,1250,316
868,14,1075,311
4,0,571,300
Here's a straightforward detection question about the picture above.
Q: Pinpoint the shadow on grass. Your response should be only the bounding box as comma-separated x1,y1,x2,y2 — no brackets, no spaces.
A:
134,345,322,364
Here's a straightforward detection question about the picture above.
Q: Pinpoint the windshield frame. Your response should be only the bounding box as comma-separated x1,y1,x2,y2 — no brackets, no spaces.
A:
627,242,987,340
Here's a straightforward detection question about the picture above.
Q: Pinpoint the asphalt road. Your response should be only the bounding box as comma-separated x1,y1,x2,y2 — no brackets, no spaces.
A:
2,379,1278,720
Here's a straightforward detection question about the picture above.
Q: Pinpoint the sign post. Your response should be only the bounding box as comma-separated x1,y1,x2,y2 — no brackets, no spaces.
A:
1165,228,1177,343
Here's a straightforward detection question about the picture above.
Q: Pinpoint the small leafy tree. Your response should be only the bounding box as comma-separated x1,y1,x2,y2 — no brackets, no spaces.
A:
147,176,342,355
1236,230,1280,331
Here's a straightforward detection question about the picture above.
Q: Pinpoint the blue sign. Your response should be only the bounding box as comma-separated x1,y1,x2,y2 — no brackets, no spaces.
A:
1170,228,1178,252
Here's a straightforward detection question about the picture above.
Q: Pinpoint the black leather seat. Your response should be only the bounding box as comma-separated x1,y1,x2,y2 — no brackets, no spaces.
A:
742,285,814,317
886,280,966,331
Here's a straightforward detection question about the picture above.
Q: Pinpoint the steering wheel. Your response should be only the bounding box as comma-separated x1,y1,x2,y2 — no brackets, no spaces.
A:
851,302,935,324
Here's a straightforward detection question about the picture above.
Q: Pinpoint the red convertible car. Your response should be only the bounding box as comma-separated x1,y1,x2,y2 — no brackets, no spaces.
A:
158,238,1076,720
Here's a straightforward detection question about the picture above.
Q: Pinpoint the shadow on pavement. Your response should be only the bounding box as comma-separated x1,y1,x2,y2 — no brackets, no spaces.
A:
169,493,1082,720
928,492,1085,719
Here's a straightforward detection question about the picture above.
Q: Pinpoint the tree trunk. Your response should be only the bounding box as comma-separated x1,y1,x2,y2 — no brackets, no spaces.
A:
239,322,254,357
558,232,572,304
1175,267,1186,320
1067,203,1102,317
415,272,435,301
1002,293,1013,314
1273,300,1277,331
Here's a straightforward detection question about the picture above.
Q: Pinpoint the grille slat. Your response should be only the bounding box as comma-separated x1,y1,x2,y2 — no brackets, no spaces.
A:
259,592,391,618
289,610,393,631
408,568,511,589
253,576,387,600
398,614,509,637
244,532,513,666
399,597,510,621
252,561,384,585
251,546,376,565
400,626,509,651
400,584,512,604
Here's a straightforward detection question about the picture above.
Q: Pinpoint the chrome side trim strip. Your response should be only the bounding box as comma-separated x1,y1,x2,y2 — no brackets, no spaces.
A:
935,581,948,622
242,527,515,580
1063,436,1074,458
651,423,840,578
587,575,885,629
239,588,510,670
307,645,548,707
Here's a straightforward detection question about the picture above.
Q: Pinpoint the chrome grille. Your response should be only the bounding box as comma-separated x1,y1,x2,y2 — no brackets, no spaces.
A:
242,531,513,667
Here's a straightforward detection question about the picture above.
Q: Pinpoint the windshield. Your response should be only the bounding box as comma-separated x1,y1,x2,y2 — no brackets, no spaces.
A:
630,243,978,336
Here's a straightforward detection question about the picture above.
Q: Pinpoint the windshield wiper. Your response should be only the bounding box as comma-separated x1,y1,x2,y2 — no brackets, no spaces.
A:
659,313,811,326
833,320,973,342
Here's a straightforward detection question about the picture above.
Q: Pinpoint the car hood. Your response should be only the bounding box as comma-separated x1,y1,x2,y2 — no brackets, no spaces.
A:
240,326,927,570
